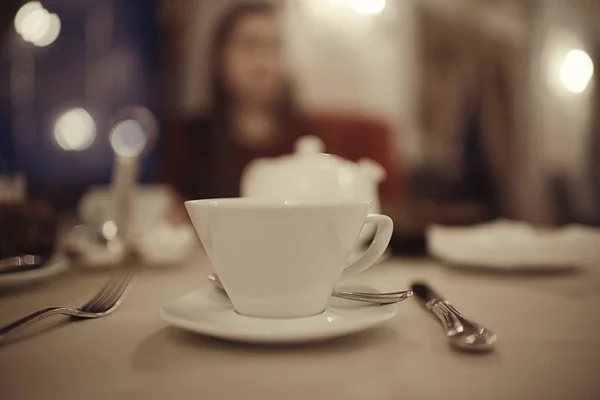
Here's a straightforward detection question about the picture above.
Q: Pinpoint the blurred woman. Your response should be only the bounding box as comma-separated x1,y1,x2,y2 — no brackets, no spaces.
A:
162,2,401,214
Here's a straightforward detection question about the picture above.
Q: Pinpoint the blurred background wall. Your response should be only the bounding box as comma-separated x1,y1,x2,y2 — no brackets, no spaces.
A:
2,0,160,208
159,0,420,165
1,0,599,229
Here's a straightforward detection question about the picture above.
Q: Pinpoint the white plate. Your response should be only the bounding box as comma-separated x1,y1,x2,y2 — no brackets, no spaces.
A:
0,255,69,288
427,221,599,272
159,284,400,345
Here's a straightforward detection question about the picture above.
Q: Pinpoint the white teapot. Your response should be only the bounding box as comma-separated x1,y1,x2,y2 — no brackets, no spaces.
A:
240,136,386,246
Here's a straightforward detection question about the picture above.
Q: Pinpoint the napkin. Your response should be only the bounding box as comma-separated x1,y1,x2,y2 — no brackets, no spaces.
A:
66,221,197,269
427,219,600,270
136,221,197,266
72,185,197,268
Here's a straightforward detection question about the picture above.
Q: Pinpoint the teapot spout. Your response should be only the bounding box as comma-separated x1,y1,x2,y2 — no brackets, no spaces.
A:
358,158,386,183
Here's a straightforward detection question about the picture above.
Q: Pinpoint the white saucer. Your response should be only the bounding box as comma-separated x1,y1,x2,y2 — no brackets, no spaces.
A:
0,255,69,288
159,284,400,345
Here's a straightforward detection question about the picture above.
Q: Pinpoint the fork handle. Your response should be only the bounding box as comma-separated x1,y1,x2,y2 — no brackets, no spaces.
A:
0,307,69,340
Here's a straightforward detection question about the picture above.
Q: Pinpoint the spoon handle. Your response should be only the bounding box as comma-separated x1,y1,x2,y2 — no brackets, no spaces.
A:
207,274,412,305
411,282,478,335
332,290,413,304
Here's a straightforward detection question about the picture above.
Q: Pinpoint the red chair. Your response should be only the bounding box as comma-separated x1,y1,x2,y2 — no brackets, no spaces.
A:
309,113,404,210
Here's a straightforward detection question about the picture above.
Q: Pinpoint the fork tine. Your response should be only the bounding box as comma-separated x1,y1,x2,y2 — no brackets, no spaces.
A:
102,272,133,311
82,270,132,312
81,273,122,311
95,270,134,312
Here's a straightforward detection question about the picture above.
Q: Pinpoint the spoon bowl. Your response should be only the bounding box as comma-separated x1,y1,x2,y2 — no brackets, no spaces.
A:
447,323,498,352
412,282,497,353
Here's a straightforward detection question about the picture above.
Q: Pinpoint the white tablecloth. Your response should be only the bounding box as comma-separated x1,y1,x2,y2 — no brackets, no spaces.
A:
1,250,599,400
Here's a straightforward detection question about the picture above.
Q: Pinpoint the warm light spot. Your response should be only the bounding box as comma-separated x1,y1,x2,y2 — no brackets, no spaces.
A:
328,0,385,14
32,13,61,47
109,119,148,157
14,2,61,46
559,49,594,94
54,108,96,151
14,1,43,34
101,221,118,239
350,0,385,14
19,7,51,43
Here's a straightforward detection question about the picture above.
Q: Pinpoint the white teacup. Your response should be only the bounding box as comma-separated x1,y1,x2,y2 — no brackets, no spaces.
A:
185,198,393,318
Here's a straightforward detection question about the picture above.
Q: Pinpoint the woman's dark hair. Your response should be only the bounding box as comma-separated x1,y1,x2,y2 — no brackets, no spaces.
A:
208,1,297,132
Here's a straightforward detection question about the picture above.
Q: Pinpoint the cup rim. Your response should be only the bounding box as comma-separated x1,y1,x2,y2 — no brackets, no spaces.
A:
184,198,373,209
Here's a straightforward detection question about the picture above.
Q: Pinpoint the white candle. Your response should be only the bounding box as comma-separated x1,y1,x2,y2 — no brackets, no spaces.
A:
110,155,140,247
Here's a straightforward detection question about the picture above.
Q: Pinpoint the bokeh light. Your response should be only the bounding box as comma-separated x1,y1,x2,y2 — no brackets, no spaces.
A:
19,7,50,42
14,1,61,47
350,0,385,14
32,13,61,47
328,0,386,14
101,221,118,239
109,119,148,157
54,108,97,151
14,1,43,33
559,49,594,94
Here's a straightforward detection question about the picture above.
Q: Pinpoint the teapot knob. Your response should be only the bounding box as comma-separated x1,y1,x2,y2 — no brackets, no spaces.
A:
294,135,325,154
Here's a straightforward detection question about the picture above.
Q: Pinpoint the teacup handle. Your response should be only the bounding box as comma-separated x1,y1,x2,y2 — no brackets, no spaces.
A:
341,214,394,278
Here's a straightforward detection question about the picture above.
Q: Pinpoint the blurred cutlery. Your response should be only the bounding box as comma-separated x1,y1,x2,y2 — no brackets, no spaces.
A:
0,269,134,341
411,282,497,352
0,254,46,274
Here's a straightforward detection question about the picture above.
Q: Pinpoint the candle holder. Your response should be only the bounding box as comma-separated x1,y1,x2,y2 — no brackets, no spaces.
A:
107,106,158,260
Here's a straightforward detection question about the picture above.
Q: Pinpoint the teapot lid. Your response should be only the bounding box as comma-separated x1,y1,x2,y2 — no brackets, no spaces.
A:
288,136,384,180
290,135,351,170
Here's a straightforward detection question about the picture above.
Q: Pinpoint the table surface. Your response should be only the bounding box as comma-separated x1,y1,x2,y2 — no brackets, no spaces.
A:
1,250,599,400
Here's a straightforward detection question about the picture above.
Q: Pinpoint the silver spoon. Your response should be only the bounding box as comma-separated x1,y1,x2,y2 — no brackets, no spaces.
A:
411,282,497,352
208,274,412,305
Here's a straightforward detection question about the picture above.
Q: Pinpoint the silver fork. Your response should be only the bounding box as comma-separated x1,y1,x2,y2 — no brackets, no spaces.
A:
0,269,134,341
